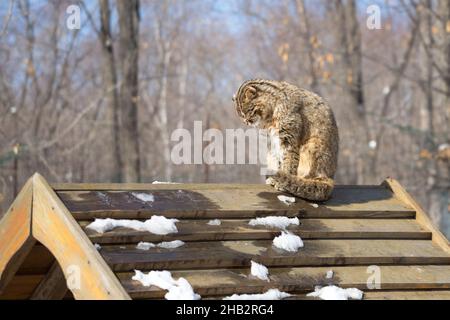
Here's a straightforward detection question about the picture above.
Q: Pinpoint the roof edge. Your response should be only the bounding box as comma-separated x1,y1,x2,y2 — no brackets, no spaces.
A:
0,176,35,293
383,178,450,254
31,173,130,300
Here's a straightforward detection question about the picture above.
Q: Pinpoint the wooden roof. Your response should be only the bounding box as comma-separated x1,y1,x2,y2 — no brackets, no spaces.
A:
0,173,450,300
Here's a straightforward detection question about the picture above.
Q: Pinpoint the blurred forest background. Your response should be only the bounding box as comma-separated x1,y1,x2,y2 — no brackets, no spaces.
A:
0,0,449,236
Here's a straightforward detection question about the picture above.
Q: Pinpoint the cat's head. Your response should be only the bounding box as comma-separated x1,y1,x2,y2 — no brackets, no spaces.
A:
233,80,277,127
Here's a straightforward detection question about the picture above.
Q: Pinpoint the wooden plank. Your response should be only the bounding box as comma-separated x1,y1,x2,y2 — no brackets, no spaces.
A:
0,275,44,300
52,183,393,191
30,262,68,300
360,290,450,300
53,183,276,191
57,186,415,220
118,265,450,299
0,178,35,293
286,290,450,300
31,173,130,300
100,239,450,272
384,179,450,254
72,209,415,220
81,219,431,244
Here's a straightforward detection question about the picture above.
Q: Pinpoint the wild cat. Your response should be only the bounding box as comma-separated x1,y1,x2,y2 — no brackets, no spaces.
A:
233,79,339,201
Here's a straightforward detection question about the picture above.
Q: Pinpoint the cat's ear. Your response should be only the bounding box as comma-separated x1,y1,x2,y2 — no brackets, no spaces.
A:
244,86,257,101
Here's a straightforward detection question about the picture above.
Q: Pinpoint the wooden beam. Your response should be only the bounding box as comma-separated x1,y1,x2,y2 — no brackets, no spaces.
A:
101,239,450,272
0,178,35,294
30,262,67,300
383,178,450,254
51,183,396,191
82,218,431,244
31,173,130,300
120,265,450,299
57,186,415,220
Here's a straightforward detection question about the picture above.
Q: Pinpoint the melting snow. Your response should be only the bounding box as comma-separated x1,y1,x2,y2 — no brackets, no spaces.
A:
207,219,222,226
152,181,180,184
273,232,304,252
277,195,296,206
132,192,154,203
307,286,363,300
136,240,185,250
158,240,185,249
136,242,156,250
86,216,179,235
251,261,269,281
223,289,291,300
249,217,299,230
132,270,200,300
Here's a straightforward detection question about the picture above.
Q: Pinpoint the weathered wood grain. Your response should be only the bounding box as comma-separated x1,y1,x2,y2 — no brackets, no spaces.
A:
119,265,450,299
384,178,450,254
0,178,35,294
286,290,450,300
32,173,130,300
358,290,450,300
100,239,450,272
30,262,68,300
57,185,415,220
81,219,431,244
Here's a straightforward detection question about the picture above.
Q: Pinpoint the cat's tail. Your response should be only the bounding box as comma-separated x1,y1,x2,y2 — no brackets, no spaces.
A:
269,172,334,201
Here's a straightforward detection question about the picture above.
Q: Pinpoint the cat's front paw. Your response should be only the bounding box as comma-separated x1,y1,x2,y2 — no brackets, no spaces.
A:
266,177,276,186
267,175,287,193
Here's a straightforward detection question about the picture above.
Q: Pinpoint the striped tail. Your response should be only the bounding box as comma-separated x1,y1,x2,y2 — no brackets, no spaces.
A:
269,172,334,201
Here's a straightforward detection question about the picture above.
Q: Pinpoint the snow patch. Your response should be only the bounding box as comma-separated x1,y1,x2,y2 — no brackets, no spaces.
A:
132,270,200,300
277,195,296,206
152,181,180,184
136,240,185,250
310,203,319,208
273,232,304,252
94,243,102,250
158,240,185,249
86,216,179,235
249,217,299,230
136,242,156,250
251,261,270,281
223,289,291,300
207,219,222,226
307,286,363,300
132,192,154,203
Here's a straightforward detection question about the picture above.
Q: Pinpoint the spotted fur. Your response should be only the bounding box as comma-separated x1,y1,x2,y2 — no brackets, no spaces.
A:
233,79,339,201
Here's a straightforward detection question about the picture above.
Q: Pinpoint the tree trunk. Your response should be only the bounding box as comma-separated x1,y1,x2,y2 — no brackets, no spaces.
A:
295,0,319,93
117,0,141,182
335,0,368,184
99,0,123,182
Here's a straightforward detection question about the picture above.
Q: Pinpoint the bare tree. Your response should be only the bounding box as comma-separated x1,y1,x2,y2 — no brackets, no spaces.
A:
334,0,367,184
294,0,320,93
117,0,141,182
